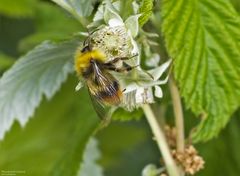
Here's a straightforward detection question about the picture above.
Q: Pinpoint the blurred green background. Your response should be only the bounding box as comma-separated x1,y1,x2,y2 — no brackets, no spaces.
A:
0,0,240,176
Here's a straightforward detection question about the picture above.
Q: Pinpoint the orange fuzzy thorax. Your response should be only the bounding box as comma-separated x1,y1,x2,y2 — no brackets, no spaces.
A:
74,49,107,75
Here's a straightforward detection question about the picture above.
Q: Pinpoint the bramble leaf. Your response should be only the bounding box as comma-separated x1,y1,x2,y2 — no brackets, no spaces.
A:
0,52,14,73
197,110,240,175
78,138,104,176
230,0,240,13
161,0,240,142
112,108,143,121
19,2,82,52
51,0,94,19
0,0,37,17
0,79,100,176
138,0,153,26
0,40,79,140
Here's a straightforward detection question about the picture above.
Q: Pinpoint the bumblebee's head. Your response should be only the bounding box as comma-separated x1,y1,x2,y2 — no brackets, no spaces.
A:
81,34,93,53
81,45,91,53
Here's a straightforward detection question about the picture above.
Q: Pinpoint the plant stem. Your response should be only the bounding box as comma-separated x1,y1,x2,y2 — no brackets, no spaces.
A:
169,77,185,176
142,104,180,176
169,77,185,152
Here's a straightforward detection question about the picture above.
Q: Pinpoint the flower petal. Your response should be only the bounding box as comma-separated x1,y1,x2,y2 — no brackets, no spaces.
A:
108,18,124,27
146,53,160,67
104,6,123,27
123,82,139,93
122,91,137,111
93,1,120,22
142,75,169,88
154,75,169,85
135,87,154,104
154,85,163,98
125,14,141,37
148,60,171,80
93,3,104,21
132,1,140,14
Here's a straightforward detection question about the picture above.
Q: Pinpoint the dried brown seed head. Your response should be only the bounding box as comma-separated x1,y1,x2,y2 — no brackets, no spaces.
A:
172,145,205,175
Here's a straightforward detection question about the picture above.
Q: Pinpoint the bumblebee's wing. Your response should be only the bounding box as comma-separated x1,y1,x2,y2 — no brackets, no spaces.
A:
87,64,122,105
86,61,120,122
88,89,117,130
88,88,110,120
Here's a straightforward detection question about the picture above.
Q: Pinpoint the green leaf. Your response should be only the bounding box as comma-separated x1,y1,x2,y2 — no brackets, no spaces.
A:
78,138,104,176
138,0,153,26
0,78,100,176
0,52,14,73
98,121,159,176
0,0,37,17
196,110,240,175
18,2,83,52
0,39,80,140
69,0,94,17
230,0,240,13
112,108,143,121
51,0,94,20
119,0,134,20
161,0,240,142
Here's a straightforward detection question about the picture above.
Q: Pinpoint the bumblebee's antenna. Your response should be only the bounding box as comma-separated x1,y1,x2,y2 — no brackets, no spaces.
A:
82,27,103,52
82,28,93,52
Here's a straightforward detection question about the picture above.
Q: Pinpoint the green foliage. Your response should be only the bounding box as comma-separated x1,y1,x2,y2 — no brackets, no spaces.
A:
120,0,134,20
0,16,34,57
1,0,240,175
51,0,94,20
196,110,240,176
138,0,153,26
97,110,240,176
161,0,240,142
230,0,240,13
112,108,143,121
0,40,79,140
97,121,158,176
69,0,95,17
0,79,100,176
0,0,37,17
78,138,103,176
0,52,14,73
19,2,83,52
0,0,83,52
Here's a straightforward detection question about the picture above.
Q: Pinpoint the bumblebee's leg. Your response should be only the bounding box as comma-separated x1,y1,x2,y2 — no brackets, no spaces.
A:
107,54,139,64
104,62,139,73
105,62,154,80
121,62,139,72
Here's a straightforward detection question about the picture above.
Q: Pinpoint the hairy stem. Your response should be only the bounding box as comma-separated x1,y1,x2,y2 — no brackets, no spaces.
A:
142,104,180,176
169,77,185,151
169,77,185,176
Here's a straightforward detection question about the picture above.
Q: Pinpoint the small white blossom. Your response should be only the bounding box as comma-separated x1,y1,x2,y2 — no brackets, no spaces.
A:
146,53,160,68
76,1,171,111
121,60,171,111
89,2,140,64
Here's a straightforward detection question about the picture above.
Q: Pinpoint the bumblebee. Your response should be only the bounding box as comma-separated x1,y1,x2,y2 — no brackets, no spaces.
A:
75,37,137,119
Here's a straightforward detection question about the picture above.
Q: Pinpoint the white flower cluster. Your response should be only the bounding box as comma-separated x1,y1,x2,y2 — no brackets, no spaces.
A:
79,0,171,111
